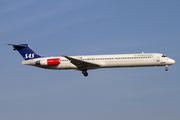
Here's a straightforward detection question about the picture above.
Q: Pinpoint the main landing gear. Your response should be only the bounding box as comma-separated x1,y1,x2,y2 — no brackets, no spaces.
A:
82,70,88,77
165,65,168,71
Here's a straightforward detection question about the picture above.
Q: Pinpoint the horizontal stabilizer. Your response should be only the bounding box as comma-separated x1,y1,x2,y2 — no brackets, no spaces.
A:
8,44,28,50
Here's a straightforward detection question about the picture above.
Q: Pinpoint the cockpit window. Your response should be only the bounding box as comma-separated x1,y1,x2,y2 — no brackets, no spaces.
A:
162,54,167,57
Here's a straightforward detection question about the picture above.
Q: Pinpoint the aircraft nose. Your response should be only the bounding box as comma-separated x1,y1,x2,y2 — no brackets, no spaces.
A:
169,59,175,64
172,59,175,64
167,58,175,65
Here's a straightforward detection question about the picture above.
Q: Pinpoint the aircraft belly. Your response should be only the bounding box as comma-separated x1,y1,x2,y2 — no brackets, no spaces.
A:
58,62,77,69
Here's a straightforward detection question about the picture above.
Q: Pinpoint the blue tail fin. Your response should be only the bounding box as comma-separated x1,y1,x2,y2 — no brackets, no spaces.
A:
8,44,41,60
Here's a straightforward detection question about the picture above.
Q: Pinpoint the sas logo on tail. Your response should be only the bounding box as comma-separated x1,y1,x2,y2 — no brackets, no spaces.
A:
25,53,35,59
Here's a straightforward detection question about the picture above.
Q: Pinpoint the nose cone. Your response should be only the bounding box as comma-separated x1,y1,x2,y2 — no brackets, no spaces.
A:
166,57,175,65
172,59,175,64
169,59,175,65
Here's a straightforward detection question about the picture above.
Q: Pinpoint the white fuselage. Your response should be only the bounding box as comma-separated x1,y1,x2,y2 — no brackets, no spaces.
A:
22,53,175,70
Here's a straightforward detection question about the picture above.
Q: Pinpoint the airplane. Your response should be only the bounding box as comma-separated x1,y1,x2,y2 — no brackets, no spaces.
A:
8,44,175,77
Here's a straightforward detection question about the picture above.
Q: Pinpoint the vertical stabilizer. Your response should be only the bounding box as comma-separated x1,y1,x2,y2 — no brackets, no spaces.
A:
8,44,41,60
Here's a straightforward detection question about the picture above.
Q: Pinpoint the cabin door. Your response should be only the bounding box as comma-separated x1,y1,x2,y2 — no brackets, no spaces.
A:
156,56,160,62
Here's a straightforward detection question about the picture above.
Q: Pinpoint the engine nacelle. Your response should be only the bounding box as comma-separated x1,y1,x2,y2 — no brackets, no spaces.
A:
39,58,60,66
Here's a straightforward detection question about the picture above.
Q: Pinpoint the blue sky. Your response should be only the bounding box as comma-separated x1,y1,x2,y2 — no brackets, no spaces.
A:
0,0,180,120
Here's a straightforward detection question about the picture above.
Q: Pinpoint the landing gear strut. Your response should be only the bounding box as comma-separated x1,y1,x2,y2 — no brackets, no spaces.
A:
165,65,168,71
82,70,88,77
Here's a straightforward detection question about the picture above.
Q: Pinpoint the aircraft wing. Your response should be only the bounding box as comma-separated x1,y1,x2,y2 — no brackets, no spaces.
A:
62,55,100,70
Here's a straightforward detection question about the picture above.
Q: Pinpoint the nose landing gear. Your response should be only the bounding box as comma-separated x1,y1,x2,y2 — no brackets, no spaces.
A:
82,70,88,77
165,65,168,71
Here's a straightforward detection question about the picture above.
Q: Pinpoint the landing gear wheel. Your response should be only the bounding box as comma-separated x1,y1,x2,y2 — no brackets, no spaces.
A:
84,72,88,76
82,70,88,77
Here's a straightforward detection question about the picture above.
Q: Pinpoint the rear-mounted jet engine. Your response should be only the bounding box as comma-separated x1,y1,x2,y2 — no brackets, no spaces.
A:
36,58,60,66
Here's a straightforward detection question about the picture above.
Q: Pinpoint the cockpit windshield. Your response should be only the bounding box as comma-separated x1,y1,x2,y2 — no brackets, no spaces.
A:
162,54,167,57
